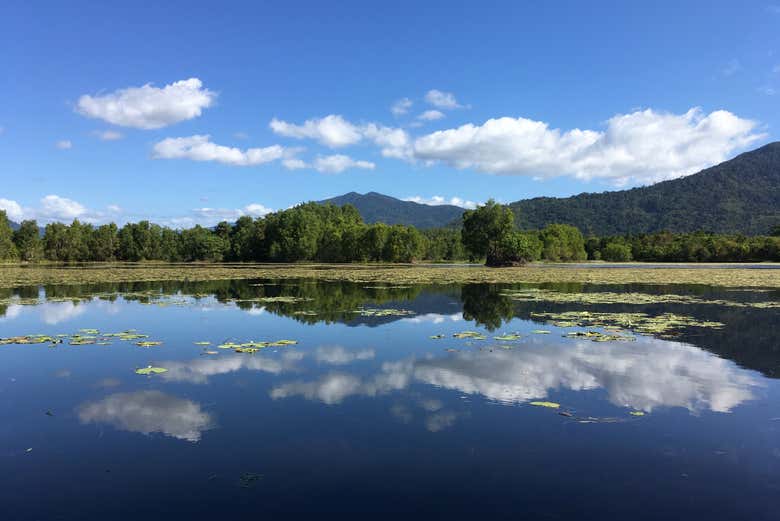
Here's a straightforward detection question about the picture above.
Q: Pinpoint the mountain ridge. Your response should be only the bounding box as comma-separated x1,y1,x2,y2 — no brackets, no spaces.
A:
318,142,780,235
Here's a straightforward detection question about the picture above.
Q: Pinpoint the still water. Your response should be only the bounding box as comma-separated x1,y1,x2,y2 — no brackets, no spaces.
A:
1,279,779,520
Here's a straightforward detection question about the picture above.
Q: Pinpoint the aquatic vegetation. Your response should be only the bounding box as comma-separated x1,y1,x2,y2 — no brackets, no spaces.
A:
193,341,211,346
453,331,487,340
430,334,445,339
3,263,779,289
530,330,551,334
354,307,416,317
529,401,560,409
530,310,724,338
238,472,262,488
134,366,168,375
500,288,780,309
135,341,162,347
493,333,522,341
629,411,646,416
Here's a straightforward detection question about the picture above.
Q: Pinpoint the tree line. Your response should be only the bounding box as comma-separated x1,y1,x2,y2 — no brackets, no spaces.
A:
1,200,778,264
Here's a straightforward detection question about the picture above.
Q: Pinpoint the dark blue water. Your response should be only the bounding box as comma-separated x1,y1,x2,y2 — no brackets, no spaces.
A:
1,280,779,520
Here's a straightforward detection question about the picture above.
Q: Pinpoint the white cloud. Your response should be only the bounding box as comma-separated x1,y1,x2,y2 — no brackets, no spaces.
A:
39,195,86,220
361,123,412,159
76,78,215,129
418,110,445,121
404,195,477,209
107,204,122,213
94,130,123,141
758,86,776,96
412,107,763,185
391,97,413,116
152,135,287,166
78,390,214,442
56,140,72,149
425,89,463,109
244,203,273,216
184,203,274,226
0,198,24,221
270,114,362,147
282,158,307,170
313,154,375,174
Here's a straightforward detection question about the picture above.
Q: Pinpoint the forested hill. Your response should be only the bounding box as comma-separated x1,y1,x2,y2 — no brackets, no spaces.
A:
509,141,780,236
318,191,464,229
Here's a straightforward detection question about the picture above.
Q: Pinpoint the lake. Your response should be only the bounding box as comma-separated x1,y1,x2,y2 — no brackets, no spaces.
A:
1,278,779,520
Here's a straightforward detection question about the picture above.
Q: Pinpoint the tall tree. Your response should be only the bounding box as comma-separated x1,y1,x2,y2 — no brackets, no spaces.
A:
0,210,17,260
461,200,515,266
13,220,43,261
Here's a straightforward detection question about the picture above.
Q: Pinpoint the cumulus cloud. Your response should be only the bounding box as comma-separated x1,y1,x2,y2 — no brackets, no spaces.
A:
403,195,477,209
412,108,763,185
313,154,375,173
391,97,413,116
270,114,362,148
39,195,87,220
152,135,288,166
76,78,215,129
270,115,412,158
56,140,72,149
78,390,214,442
0,198,24,221
425,89,463,109
93,130,123,141
418,110,445,121
160,203,275,228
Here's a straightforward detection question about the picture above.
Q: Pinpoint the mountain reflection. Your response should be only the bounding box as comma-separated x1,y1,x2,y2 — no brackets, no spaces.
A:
271,337,760,414
77,390,214,442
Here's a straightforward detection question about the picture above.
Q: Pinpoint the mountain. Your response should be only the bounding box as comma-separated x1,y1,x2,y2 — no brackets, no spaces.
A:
318,191,465,229
509,142,780,236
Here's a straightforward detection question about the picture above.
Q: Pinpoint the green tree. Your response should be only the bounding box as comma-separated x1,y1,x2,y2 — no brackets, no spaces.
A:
13,220,43,261
539,224,587,261
0,210,17,260
461,200,515,266
601,242,633,262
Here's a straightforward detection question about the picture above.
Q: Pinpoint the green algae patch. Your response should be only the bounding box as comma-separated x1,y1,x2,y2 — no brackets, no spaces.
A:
135,366,168,375
529,401,560,409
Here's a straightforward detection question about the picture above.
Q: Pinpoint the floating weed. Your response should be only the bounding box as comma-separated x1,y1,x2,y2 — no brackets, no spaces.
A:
531,311,724,338
493,333,522,341
134,366,167,375
501,288,780,309
355,307,415,317
135,341,162,348
430,334,445,339
629,411,646,416
530,330,551,334
529,401,560,409
453,331,487,340
203,350,219,355
193,341,211,346
78,328,99,335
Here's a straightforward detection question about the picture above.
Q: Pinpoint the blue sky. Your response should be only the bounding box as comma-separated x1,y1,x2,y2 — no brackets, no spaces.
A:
1,0,778,227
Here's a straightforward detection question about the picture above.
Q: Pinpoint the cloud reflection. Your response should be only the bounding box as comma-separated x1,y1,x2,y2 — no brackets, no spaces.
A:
78,390,214,442
271,337,760,414
160,351,304,384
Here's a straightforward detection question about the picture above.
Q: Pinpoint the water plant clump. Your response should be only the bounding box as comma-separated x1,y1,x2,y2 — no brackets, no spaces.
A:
134,366,168,375
500,288,780,309
354,307,415,317
453,331,487,340
530,310,724,338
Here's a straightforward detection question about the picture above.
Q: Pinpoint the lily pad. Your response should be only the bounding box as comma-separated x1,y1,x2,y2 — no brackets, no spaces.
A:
529,401,560,409
134,366,168,375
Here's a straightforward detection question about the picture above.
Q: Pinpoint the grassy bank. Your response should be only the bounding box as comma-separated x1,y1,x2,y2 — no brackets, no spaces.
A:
1,262,779,288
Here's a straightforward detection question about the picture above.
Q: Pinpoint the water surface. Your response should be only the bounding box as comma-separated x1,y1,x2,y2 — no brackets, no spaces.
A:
1,280,779,520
